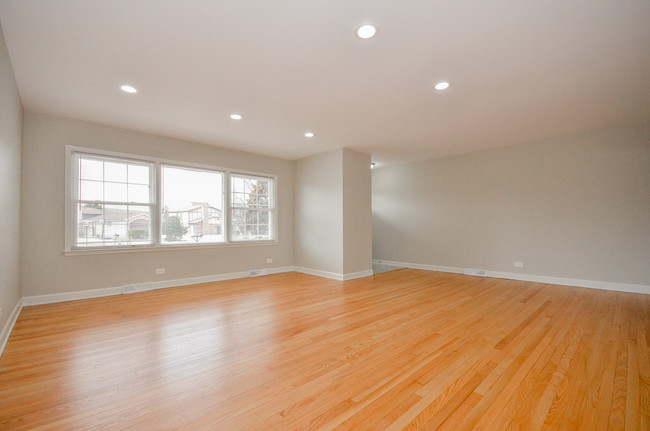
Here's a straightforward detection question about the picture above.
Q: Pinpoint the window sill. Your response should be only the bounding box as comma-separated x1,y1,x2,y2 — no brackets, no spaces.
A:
63,240,280,256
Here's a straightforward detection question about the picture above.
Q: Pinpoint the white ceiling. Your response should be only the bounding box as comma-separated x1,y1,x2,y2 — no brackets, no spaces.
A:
1,0,649,164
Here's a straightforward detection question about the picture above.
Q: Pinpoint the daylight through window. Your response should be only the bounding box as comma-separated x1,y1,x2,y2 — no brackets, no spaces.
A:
73,154,154,247
230,175,275,241
161,165,224,245
68,149,276,250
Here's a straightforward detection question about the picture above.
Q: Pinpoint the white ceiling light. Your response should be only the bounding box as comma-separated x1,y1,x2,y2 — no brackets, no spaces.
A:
371,162,376,169
434,82,451,91
356,24,377,39
304,132,315,138
120,84,137,93
230,113,242,120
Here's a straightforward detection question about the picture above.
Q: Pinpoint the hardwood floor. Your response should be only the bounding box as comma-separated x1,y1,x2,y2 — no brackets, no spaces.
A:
0,269,648,430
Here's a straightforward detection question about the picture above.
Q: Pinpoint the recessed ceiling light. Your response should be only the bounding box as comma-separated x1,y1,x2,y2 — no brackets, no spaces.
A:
120,85,137,93
434,82,451,91
356,24,377,39
230,113,242,120
304,132,315,138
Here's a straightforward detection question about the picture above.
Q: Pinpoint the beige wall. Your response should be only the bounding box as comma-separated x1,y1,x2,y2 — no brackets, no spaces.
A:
294,147,372,276
0,23,22,330
294,148,344,274
372,124,650,285
342,148,372,274
21,113,294,297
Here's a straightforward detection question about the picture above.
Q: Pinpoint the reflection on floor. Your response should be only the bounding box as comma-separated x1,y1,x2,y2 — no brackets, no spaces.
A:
2,270,648,429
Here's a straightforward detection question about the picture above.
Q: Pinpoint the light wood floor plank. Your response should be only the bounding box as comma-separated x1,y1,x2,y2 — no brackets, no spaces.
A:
0,269,648,430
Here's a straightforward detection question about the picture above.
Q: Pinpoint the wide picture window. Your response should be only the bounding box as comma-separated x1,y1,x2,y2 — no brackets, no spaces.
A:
161,165,224,245
68,149,276,251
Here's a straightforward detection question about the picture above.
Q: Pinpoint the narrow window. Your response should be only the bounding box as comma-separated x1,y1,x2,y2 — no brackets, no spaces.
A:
230,174,275,241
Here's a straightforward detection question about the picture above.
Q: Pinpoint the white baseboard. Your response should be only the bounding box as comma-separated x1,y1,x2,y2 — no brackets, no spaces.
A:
0,298,23,358
293,266,344,280
4,265,344,358
20,265,372,307
22,266,296,306
372,259,650,295
342,269,374,280
22,286,124,306
293,266,373,281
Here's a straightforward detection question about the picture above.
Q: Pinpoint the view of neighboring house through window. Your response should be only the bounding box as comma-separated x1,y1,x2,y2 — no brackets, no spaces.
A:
230,174,274,241
161,165,224,244
73,153,154,247
68,148,276,250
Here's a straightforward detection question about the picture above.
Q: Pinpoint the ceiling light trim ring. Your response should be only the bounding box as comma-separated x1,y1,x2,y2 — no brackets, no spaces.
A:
356,23,378,39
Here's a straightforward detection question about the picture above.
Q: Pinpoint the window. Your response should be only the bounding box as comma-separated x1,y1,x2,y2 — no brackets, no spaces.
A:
230,174,275,241
66,147,277,251
161,165,224,244
72,153,154,248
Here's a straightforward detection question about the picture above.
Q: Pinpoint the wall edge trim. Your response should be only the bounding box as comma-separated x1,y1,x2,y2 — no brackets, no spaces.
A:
372,259,650,294
21,266,296,306
293,266,373,281
0,298,23,358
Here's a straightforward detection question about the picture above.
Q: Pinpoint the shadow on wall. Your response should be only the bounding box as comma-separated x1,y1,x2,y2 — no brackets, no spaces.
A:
372,262,405,275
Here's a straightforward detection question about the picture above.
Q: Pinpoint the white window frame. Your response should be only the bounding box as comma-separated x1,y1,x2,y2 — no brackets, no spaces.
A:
159,163,226,246
64,146,278,254
229,173,277,243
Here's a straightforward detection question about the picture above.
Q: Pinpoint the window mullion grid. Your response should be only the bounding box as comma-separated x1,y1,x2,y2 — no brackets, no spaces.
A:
225,171,231,243
154,161,161,247
69,149,273,250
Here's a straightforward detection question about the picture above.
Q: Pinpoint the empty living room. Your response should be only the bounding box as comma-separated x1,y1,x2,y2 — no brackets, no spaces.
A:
0,1,649,430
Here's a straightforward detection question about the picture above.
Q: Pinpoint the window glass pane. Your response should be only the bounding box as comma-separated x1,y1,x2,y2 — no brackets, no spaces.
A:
246,223,258,237
230,176,272,209
128,164,149,184
127,205,151,244
230,210,272,241
73,153,153,248
230,175,273,241
72,152,278,249
105,182,127,202
79,158,103,181
128,184,150,203
161,165,224,244
105,162,127,183
259,211,270,237
101,205,129,244
75,203,104,246
79,180,103,201
232,177,245,193
230,175,274,241
230,209,247,241
232,192,246,206
258,194,269,208
75,204,134,247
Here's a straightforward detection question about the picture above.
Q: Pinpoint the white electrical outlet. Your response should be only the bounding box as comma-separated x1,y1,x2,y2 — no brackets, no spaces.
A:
266,258,273,264
514,262,524,268
155,268,165,274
